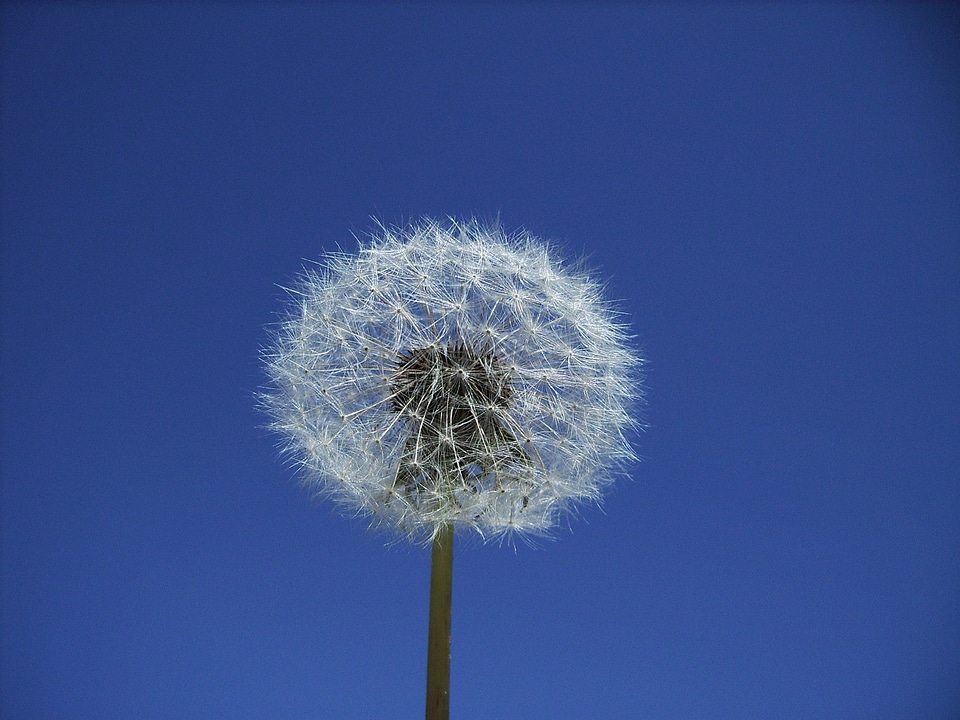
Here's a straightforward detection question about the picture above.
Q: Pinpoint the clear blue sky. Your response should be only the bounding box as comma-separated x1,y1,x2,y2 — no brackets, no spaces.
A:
2,4,958,719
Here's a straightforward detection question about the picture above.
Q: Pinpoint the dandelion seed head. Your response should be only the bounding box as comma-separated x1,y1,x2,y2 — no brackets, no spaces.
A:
262,219,642,542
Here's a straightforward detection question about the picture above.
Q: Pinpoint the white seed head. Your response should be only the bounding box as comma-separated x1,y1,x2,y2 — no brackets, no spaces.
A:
262,219,642,542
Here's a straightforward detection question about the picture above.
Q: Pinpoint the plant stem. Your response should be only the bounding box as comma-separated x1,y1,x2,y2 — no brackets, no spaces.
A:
425,523,453,720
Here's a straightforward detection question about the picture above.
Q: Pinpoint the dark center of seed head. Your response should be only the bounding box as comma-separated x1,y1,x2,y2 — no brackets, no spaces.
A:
389,343,531,494
390,343,511,422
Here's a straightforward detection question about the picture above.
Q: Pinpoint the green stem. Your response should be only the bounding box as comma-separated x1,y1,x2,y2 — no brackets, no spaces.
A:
425,523,454,720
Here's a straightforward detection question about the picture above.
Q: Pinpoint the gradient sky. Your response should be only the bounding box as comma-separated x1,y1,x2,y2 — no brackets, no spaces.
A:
2,4,958,719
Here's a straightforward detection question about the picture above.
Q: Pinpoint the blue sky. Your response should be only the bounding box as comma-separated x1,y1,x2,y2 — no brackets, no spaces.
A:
2,3,958,719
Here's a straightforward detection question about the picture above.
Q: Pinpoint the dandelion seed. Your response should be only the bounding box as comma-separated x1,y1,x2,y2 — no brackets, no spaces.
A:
262,218,642,542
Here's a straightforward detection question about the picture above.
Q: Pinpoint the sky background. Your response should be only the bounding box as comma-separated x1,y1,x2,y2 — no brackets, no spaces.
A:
2,3,958,719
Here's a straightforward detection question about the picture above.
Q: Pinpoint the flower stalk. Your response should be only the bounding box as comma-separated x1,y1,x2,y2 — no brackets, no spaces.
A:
425,523,453,720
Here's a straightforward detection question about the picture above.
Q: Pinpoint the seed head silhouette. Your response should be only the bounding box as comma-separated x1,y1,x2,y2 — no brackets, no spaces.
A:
263,219,641,542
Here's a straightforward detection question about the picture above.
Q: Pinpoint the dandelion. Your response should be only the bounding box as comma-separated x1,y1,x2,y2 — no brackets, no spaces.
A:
262,218,642,719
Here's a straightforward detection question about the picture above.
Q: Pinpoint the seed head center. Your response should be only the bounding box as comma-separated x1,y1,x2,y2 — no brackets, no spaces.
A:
390,343,511,425
388,341,532,495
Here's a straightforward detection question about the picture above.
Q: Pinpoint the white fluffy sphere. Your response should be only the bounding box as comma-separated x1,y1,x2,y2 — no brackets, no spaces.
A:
263,219,642,542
